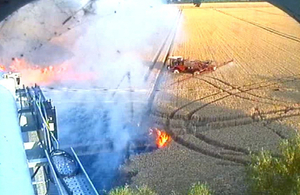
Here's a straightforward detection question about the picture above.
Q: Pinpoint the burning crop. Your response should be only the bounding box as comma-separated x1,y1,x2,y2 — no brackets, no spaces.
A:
1,58,96,85
149,128,172,148
0,65,5,72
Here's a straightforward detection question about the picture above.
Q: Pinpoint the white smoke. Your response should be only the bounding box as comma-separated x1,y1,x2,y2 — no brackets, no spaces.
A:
0,0,179,191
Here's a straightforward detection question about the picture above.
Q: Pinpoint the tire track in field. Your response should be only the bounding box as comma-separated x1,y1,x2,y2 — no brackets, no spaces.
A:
187,77,292,120
169,75,299,118
159,101,300,166
204,76,298,105
169,91,220,118
181,11,300,108
156,7,299,166
167,105,299,165
212,7,299,79
214,9,300,43
193,132,250,155
214,13,279,80
260,36,300,60
262,122,288,139
260,106,300,139
153,103,300,131
165,118,250,165
155,85,299,164
251,9,290,17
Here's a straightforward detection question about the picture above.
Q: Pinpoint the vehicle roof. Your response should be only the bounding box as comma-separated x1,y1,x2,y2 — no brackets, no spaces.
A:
168,56,183,59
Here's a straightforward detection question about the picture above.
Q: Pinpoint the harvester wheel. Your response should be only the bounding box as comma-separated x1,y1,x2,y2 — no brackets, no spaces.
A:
173,69,180,74
193,70,200,75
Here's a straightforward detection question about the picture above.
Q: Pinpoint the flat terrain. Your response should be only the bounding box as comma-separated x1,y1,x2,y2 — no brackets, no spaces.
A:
1,1,299,194
125,2,300,195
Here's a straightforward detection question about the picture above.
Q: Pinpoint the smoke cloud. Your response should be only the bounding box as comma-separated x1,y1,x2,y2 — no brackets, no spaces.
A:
0,0,178,191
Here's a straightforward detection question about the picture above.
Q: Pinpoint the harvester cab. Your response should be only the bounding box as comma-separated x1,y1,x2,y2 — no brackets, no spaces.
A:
167,56,184,70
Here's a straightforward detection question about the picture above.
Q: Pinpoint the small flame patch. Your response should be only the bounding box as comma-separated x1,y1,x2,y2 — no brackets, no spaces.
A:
0,65,5,72
149,128,171,148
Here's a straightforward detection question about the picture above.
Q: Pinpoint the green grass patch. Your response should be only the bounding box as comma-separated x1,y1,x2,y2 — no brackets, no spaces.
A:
188,182,213,195
108,182,213,195
108,185,157,195
108,185,133,195
247,135,300,195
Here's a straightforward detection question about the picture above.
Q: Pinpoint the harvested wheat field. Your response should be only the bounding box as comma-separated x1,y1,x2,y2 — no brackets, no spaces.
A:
123,2,300,195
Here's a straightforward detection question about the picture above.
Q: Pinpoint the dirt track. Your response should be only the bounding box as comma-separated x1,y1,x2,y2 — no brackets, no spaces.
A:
124,2,300,195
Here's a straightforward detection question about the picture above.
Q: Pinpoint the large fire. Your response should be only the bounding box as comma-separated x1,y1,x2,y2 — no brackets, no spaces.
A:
150,128,171,148
1,58,95,85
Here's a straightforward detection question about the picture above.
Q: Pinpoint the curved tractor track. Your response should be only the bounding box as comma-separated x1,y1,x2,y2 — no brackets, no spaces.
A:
187,76,299,119
152,73,300,165
164,118,250,165
146,6,300,166
168,74,300,119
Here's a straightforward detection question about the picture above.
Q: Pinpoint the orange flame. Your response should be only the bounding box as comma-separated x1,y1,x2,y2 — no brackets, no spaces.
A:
8,58,68,85
0,65,5,72
150,128,171,148
4,58,96,85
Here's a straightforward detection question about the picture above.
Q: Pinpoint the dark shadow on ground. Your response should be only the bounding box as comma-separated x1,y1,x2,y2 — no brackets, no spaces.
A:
255,74,300,103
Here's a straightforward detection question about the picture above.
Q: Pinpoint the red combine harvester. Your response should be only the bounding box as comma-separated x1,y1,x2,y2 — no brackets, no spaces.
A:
167,56,233,75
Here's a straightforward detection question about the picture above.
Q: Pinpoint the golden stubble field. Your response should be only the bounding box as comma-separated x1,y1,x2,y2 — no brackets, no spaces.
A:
125,2,300,195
